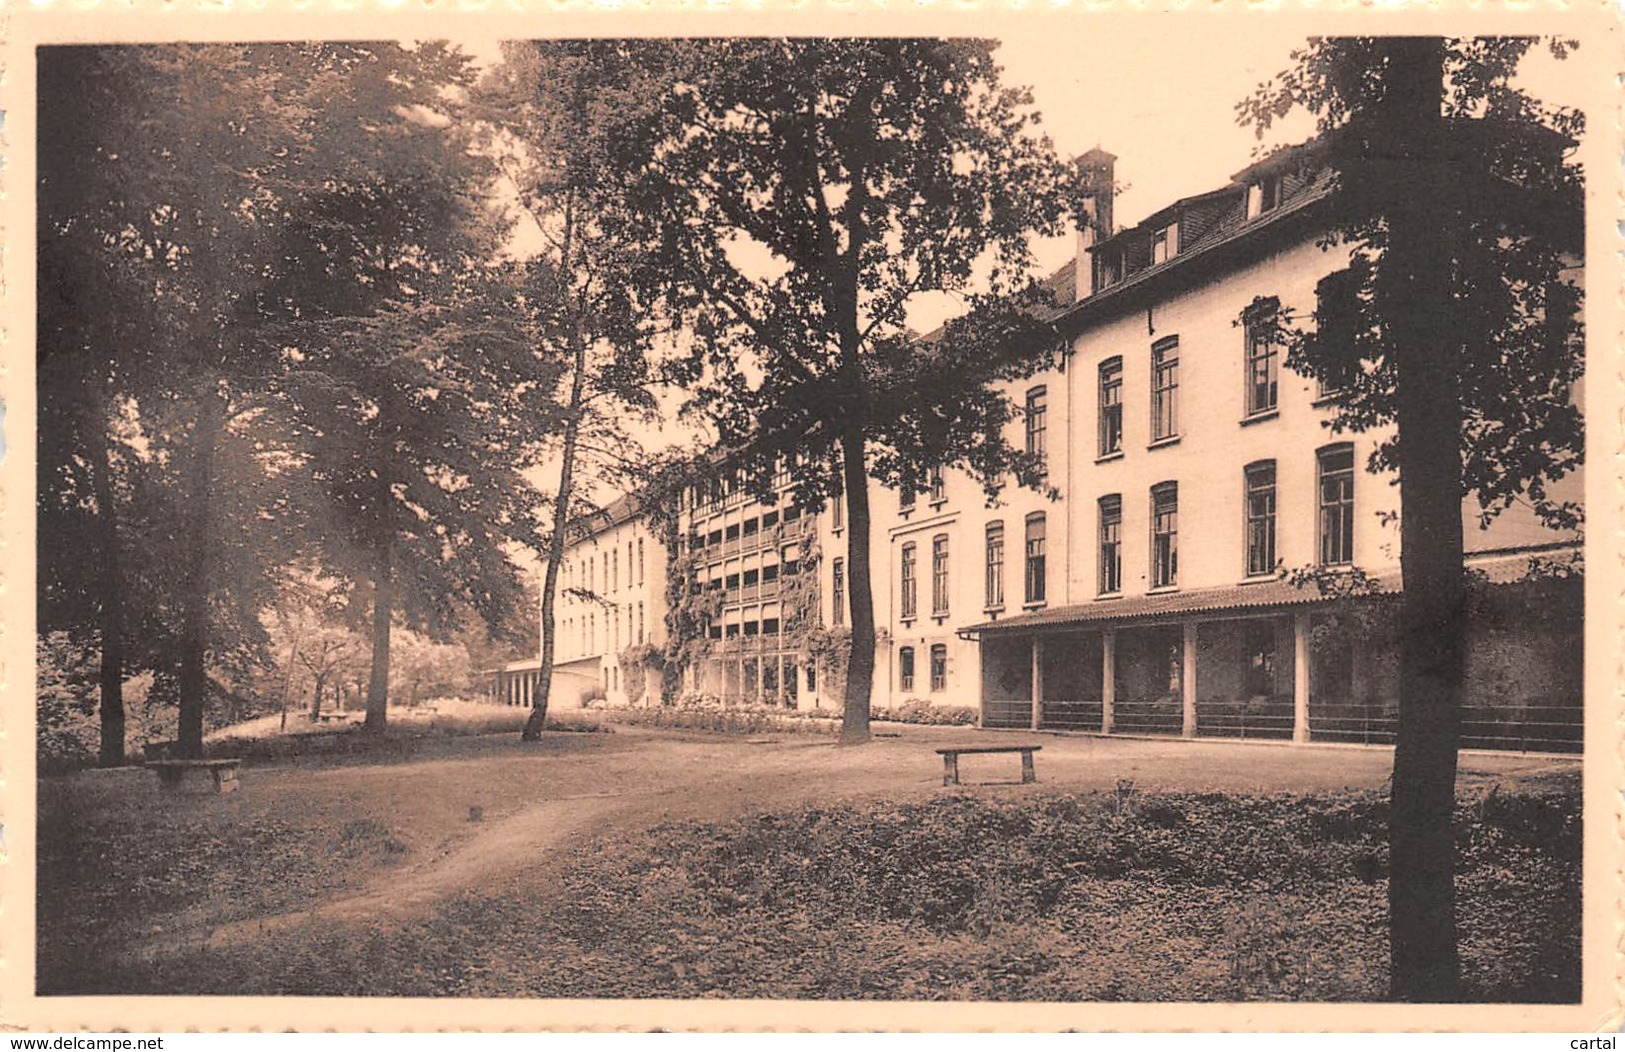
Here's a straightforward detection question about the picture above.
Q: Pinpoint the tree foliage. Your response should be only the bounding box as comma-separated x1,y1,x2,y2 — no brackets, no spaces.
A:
472,41,672,740
628,38,1076,741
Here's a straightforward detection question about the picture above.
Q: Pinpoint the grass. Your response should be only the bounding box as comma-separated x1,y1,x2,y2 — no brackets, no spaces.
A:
66,776,1580,1001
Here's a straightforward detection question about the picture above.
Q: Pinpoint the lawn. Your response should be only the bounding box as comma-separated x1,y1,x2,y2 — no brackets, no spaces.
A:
40,734,1580,1001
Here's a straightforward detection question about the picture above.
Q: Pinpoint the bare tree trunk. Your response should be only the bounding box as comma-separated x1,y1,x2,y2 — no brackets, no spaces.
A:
838,428,875,745
364,526,393,734
1382,37,1465,1002
522,321,587,742
176,389,223,759
88,419,127,767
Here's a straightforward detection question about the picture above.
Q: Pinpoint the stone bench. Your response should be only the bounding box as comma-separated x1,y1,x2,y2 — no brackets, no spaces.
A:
147,758,243,794
935,745,1041,786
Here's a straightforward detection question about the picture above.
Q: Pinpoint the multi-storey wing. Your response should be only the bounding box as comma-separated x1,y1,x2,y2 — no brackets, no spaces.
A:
500,139,1583,753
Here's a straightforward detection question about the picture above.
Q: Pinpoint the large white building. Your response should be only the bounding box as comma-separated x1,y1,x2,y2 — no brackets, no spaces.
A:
500,139,1583,752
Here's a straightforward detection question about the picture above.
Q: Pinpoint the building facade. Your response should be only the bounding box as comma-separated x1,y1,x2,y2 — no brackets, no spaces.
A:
504,139,1583,752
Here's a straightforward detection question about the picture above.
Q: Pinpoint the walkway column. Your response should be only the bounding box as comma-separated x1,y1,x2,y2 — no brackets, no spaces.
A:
1293,611,1311,743
1181,621,1198,738
1031,636,1045,731
1101,630,1116,735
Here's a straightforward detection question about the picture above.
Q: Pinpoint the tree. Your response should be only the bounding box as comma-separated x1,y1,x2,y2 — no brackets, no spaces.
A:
1241,36,1584,1000
628,39,1074,743
472,42,669,741
272,44,562,734
38,45,322,760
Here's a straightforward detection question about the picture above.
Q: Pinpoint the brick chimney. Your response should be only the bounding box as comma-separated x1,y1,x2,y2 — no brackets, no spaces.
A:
1074,147,1117,302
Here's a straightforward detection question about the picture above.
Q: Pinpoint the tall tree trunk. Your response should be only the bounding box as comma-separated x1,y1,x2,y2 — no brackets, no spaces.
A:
310,670,328,721
838,427,875,745
1382,37,1465,1002
87,418,126,767
176,389,223,759
522,320,588,742
364,526,393,733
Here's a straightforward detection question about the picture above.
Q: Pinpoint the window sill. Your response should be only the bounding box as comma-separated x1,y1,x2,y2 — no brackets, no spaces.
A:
1238,574,1277,586
983,604,1006,616
933,614,950,625
1022,600,1048,611
900,616,917,628
1239,409,1279,427
1147,585,1180,596
1095,450,1125,465
1095,592,1123,601
929,499,948,511
1147,436,1181,451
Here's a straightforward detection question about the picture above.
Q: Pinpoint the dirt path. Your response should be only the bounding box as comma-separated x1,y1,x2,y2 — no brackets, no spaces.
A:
152,724,1576,956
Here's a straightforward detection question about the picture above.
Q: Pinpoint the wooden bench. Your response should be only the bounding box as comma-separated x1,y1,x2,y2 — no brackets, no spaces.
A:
935,745,1041,786
147,758,243,794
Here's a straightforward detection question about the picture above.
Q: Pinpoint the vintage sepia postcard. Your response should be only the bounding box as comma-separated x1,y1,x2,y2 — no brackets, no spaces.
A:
2,0,1621,1034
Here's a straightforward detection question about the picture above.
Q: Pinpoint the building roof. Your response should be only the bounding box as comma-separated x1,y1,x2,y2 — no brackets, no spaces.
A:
566,491,645,543
963,548,1577,635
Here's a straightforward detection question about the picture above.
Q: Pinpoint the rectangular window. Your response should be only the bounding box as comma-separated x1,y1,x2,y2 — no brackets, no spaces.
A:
1099,357,1123,457
1025,387,1048,474
931,535,950,616
638,539,644,585
1318,445,1355,566
743,517,759,538
985,522,1005,609
832,493,844,531
1313,269,1361,398
930,467,946,504
832,558,846,625
763,616,780,636
900,543,918,620
1099,495,1122,595
762,510,779,529
1151,482,1178,589
1245,301,1280,416
1245,461,1277,577
899,647,915,693
930,644,948,693
725,523,740,541
762,563,780,584
1151,338,1179,442
1024,513,1047,605
899,483,916,512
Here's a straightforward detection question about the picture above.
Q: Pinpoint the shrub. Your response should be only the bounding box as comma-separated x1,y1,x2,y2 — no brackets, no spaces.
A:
579,684,607,708
872,699,977,726
604,703,837,737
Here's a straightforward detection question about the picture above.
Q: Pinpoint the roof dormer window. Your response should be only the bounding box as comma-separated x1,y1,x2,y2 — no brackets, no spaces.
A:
1151,223,1178,265
1247,174,1282,219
